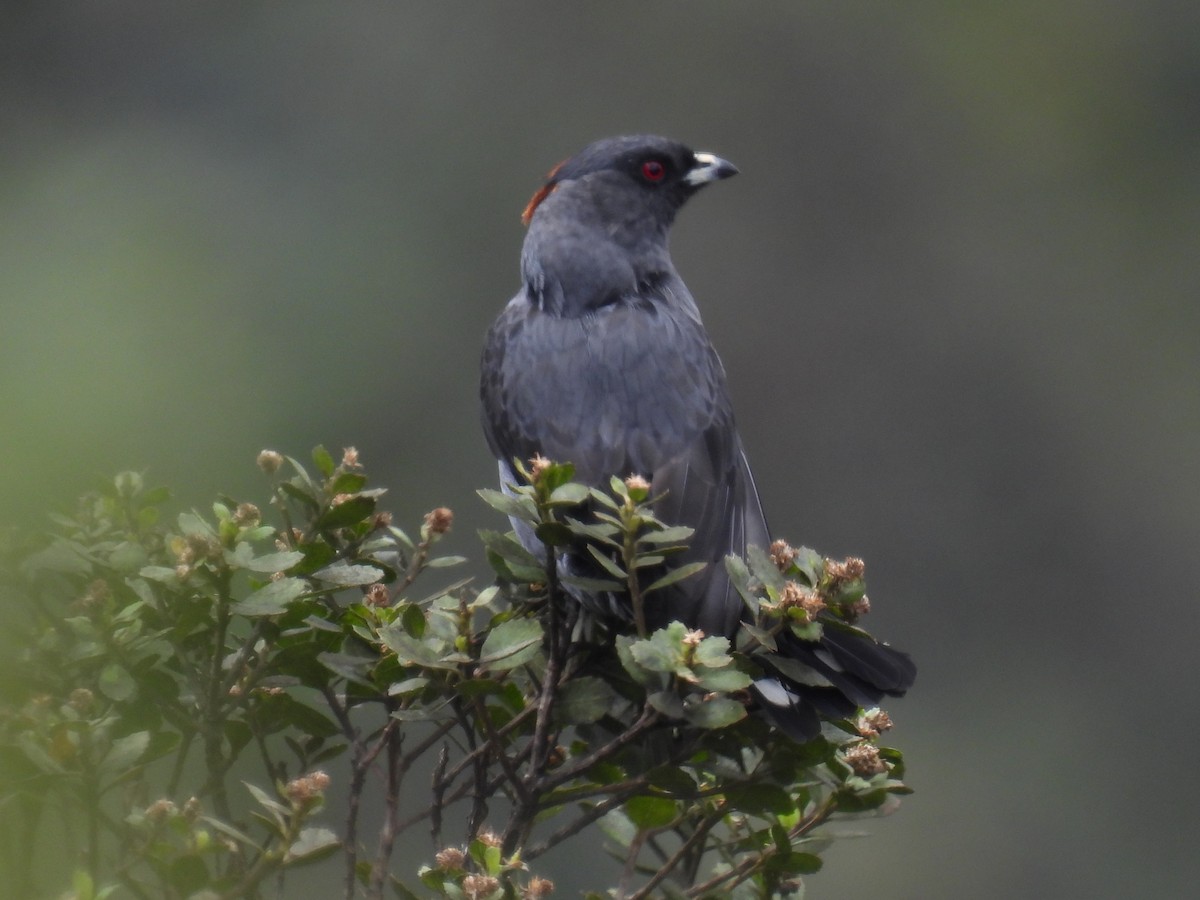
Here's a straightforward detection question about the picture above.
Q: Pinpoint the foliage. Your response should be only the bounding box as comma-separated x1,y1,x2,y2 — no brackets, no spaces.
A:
0,448,910,899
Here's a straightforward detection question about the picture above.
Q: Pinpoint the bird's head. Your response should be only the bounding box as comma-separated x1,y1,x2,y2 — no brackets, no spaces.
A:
521,135,738,231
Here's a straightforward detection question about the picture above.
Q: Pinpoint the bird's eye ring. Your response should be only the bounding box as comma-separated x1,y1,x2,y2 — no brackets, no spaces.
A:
641,160,666,182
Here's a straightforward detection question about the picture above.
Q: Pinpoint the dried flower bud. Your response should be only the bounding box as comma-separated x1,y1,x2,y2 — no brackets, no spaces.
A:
778,582,826,622
145,798,177,823
257,450,284,474
233,503,260,526
331,492,354,507
528,454,553,481
769,539,797,571
524,876,555,898
364,583,390,608
341,446,361,468
424,507,454,536
475,828,502,848
463,875,501,900
843,742,887,777
624,473,651,495
825,556,866,583
681,628,705,648
855,707,894,739
68,688,94,714
435,847,466,871
78,579,110,611
848,595,872,620
286,770,331,804
182,796,202,822
372,510,393,530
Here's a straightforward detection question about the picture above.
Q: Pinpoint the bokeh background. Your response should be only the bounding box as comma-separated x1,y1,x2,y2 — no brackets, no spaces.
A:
3,2,1198,897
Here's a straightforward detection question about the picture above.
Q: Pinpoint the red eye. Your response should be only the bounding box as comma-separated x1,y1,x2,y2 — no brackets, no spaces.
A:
641,160,666,182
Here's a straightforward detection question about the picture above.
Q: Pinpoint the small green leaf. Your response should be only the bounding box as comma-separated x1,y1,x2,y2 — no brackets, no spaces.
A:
329,471,367,494
644,561,706,594
587,544,628,580
177,511,215,538
286,827,340,864
377,627,458,670
477,488,539,525
726,783,796,816
554,676,618,725
100,731,149,774
747,543,786,592
478,618,543,672
625,794,677,830
400,602,426,637
534,521,573,547
312,445,336,477
235,549,305,574
234,577,308,616
317,495,376,530
98,663,136,702
693,635,733,667
694,666,752,692
312,563,384,586
639,525,695,544
683,695,746,729
548,482,590,505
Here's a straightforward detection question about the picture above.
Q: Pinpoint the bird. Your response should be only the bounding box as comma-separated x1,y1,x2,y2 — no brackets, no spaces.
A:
479,134,914,740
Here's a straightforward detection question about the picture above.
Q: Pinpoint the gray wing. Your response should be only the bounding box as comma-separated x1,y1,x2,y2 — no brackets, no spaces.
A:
480,283,769,636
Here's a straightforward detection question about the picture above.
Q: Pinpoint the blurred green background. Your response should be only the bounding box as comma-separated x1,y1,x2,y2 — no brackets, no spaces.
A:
2,2,1197,897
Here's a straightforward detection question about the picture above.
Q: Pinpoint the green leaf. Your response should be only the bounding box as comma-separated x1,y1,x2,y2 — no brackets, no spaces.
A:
400,602,426,637
477,488,539,525
587,544,628,580
286,827,340,864
98,662,136,702
425,554,467,568
746,543,786,593
683,695,746,729
312,563,384,586
644,561,706,594
232,549,305,574
694,666,752,692
765,851,823,878
317,495,376,530
726,783,796,817
377,628,459,670
479,529,546,581
234,577,308,616
177,511,215,539
629,622,687,672
625,794,677,830
564,517,621,546
329,471,368,494
534,521,573,547
478,618,543,672
639,525,695,544
554,676,618,725
694,635,733,667
312,444,336,477
99,731,150,775
548,482,590,505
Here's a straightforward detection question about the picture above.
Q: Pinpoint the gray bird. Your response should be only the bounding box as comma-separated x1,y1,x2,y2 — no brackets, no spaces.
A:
480,135,914,739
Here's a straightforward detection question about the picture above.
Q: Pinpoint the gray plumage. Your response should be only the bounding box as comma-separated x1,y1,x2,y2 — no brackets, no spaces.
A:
480,135,913,738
